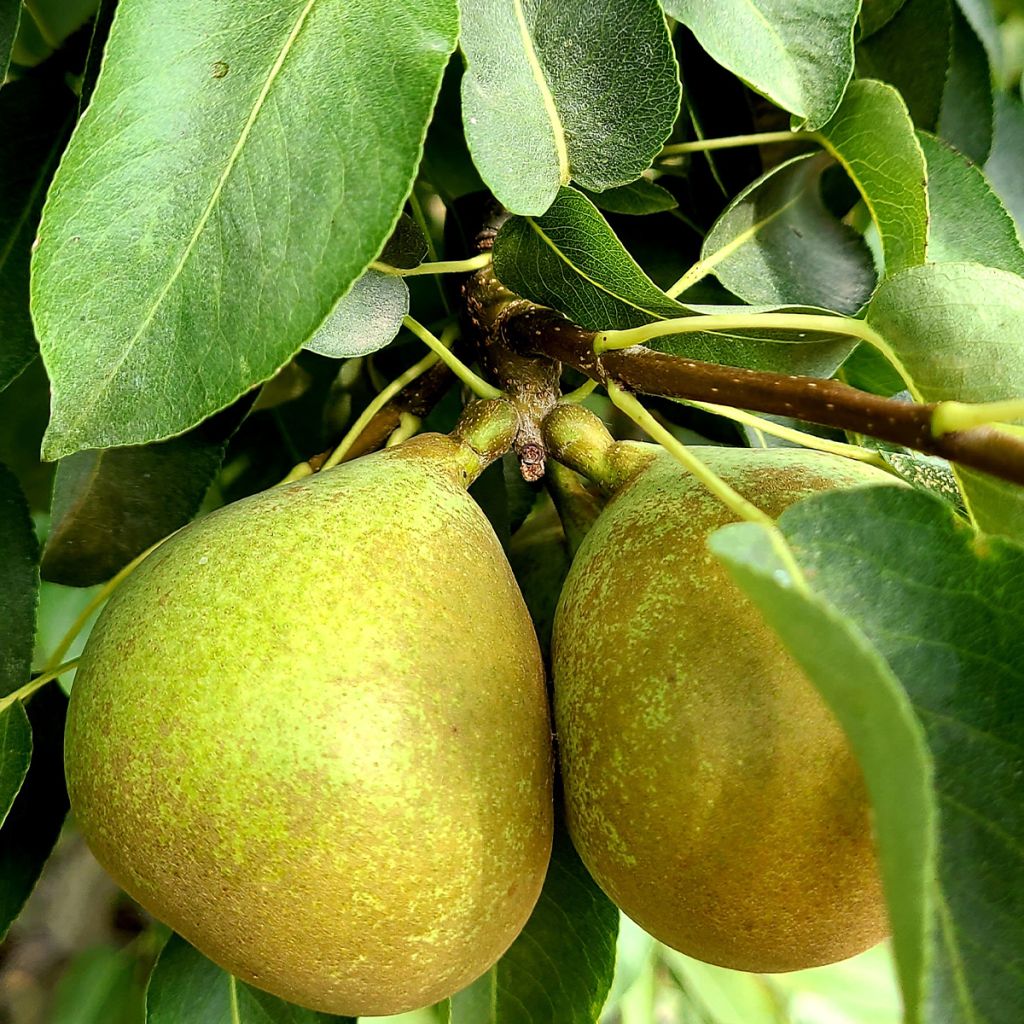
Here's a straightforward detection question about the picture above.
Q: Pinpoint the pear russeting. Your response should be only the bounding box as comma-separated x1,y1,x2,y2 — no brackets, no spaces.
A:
63,400,554,1017
548,425,893,973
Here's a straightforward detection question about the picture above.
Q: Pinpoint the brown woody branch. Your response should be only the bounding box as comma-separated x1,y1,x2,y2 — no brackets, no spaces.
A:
500,306,1024,488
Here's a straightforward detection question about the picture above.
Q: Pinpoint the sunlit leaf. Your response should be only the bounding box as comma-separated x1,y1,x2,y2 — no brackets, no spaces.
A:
459,0,680,215
663,0,859,129
33,0,458,457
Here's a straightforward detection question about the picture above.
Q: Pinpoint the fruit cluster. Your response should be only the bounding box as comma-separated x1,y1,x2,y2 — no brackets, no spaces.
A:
64,400,890,1016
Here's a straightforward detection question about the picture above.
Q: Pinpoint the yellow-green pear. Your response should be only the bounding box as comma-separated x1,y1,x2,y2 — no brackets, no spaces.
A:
553,445,892,974
65,430,553,1016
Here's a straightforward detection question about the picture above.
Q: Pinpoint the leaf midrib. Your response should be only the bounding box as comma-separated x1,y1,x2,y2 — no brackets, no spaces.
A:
60,0,319,443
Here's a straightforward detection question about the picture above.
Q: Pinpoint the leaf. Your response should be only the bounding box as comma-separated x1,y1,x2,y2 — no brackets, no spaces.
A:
918,131,1024,275
662,0,859,130
856,0,952,131
0,685,69,940
41,399,251,588
582,179,678,216
952,0,1002,81
985,92,1024,232
0,461,39,698
302,271,410,359
660,948,781,1023
816,79,928,277
698,153,876,315
459,0,681,215
713,485,1024,1024
52,945,147,1024
146,934,355,1024
1,0,20,80
0,703,31,829
859,0,909,37
33,0,459,459
492,186,860,377
451,828,618,1024
865,262,1024,539
0,77,75,392
937,6,994,163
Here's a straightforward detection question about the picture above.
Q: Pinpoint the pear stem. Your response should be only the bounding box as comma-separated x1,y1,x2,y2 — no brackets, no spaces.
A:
403,315,503,400
0,659,81,714
450,399,521,485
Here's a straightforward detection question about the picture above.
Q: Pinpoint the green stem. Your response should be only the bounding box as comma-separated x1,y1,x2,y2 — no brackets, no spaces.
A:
595,312,914,395
320,349,439,472
1,658,81,714
372,253,492,277
403,314,504,400
607,383,809,590
931,398,1024,436
408,187,449,314
561,378,598,403
46,539,170,672
387,411,422,447
660,130,818,157
683,399,898,474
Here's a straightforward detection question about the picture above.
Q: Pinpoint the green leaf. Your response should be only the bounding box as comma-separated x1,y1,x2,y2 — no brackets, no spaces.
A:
303,270,409,359
937,6,994,163
856,0,952,130
0,703,31,829
0,685,69,940
816,79,928,276
582,179,678,216
865,262,1024,539
859,0,909,37
985,92,1024,231
952,0,1002,81
699,153,876,315
41,400,250,588
713,485,1024,1024
451,828,618,1024
918,131,1024,275
1,0,20,80
0,77,75,392
662,0,859,130
52,945,147,1024
0,461,39,698
660,948,781,1023
459,0,681,215
33,0,458,458
146,934,355,1024
492,186,859,376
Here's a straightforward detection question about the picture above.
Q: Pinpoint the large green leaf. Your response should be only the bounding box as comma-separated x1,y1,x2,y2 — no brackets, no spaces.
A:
451,827,618,1024
918,131,1024,275
0,77,75,392
937,6,994,163
146,934,354,1024
492,186,859,376
459,0,680,215
0,685,69,940
41,399,250,587
662,0,859,130
0,703,31,829
816,79,928,276
713,485,1024,1024
698,153,876,314
33,0,458,458
985,93,1024,231
865,262,1024,539
855,0,952,130
0,462,39,698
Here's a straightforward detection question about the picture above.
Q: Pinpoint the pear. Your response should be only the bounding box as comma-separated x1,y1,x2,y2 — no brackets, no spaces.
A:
553,445,892,973
65,429,553,1016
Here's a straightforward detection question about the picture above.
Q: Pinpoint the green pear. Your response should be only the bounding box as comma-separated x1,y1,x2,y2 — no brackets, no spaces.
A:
553,445,892,974
65,431,553,1016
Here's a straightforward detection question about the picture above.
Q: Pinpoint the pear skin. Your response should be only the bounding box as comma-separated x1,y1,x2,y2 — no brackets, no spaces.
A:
553,446,892,973
65,434,553,1015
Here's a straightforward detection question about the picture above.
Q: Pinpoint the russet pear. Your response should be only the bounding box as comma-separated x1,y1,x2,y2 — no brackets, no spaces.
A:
553,446,892,973
65,433,553,1016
